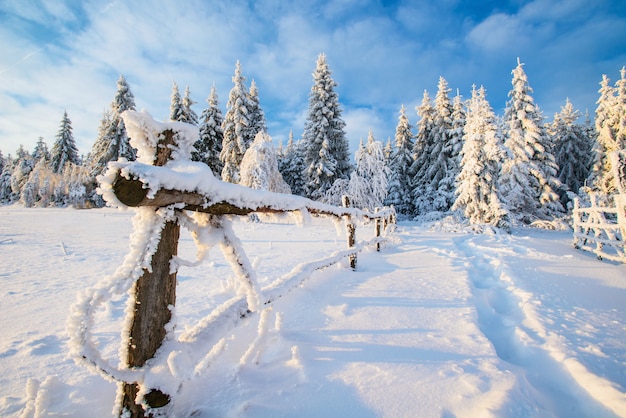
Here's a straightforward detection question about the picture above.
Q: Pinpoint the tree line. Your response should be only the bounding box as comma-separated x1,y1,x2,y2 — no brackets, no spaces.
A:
1,55,624,230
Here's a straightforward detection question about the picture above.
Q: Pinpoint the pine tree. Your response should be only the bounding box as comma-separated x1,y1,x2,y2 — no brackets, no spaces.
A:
278,131,306,196
350,130,389,210
302,53,351,200
385,104,415,216
248,80,267,137
88,75,136,177
10,145,34,201
550,99,593,206
32,137,50,163
499,59,563,223
193,86,224,176
169,82,183,122
50,111,79,174
409,90,436,215
220,61,254,183
240,131,291,193
180,86,199,125
453,86,508,228
324,131,389,210
590,68,626,194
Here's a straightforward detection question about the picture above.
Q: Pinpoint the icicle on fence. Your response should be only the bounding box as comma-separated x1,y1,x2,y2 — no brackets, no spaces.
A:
573,151,626,263
68,110,396,417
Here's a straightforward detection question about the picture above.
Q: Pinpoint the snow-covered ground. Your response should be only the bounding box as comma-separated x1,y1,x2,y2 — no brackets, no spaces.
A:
0,206,625,417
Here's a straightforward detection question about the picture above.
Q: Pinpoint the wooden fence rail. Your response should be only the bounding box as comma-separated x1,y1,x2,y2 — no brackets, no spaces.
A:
73,111,396,417
573,194,626,263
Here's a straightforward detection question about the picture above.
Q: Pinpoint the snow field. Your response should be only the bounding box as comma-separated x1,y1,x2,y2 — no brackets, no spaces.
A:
1,207,625,417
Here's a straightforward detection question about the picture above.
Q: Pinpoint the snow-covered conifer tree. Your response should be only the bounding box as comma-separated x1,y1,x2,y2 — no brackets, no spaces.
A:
32,137,50,163
10,146,33,202
169,82,183,122
301,53,351,200
383,137,393,166
590,69,626,194
409,90,436,216
193,86,224,176
453,86,509,228
324,131,388,210
499,60,563,223
220,61,254,183
180,86,199,125
427,76,458,211
385,105,415,216
278,131,306,196
240,131,291,193
88,75,136,178
550,99,593,205
50,111,79,174
248,80,267,137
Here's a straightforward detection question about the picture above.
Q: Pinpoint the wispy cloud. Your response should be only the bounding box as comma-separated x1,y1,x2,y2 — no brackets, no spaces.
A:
0,0,624,156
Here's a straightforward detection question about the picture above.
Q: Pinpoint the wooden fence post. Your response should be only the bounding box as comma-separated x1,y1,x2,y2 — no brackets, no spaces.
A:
342,196,356,270
120,129,180,417
375,208,381,252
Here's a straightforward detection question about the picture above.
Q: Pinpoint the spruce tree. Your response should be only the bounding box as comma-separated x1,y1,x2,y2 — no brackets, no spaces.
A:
50,111,79,174
220,61,254,183
301,53,350,200
550,99,593,205
180,86,199,125
409,90,436,216
170,82,184,122
428,76,457,211
590,68,626,194
453,86,508,228
248,80,267,137
32,137,50,163
239,131,291,193
385,104,415,216
499,59,563,223
193,86,224,176
88,75,136,177
278,131,306,196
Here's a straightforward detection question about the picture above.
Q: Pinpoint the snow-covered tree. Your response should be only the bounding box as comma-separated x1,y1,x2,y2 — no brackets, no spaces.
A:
32,137,50,163
499,60,563,223
278,131,306,196
10,146,33,201
550,99,593,206
50,111,80,174
302,53,351,200
409,90,437,215
240,131,291,193
385,104,415,216
221,61,254,183
180,86,199,125
0,163,12,203
324,131,388,210
248,80,267,137
88,75,136,177
589,68,626,194
453,86,509,228
193,86,224,176
169,82,183,122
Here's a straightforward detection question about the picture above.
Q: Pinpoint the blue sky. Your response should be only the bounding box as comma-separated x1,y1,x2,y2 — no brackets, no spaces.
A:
1,0,625,158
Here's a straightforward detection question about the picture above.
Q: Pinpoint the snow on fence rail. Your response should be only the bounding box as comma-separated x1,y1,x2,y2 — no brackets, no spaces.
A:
67,110,396,417
573,151,626,263
573,194,626,263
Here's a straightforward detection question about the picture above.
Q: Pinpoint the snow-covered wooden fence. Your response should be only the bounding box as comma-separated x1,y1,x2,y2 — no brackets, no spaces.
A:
573,194,626,262
68,111,395,417
573,151,626,263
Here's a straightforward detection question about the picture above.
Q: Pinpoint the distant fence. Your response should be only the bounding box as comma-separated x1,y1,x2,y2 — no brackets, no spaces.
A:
573,194,626,263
